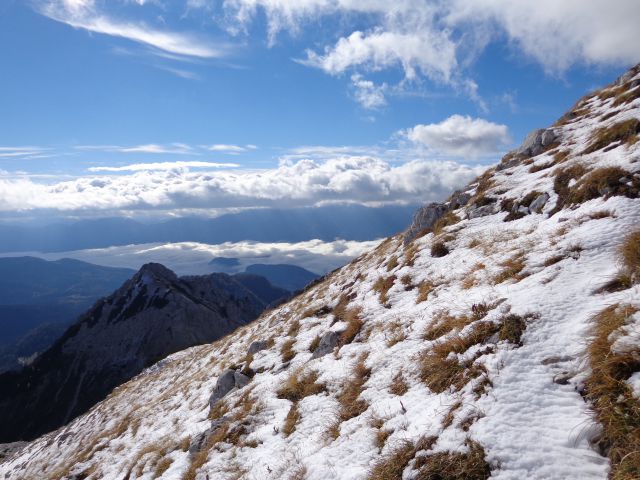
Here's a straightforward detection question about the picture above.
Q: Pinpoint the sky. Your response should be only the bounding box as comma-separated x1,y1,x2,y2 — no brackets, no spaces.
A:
0,0,639,220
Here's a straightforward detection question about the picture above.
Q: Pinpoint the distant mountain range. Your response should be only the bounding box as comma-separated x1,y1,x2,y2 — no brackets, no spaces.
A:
0,257,135,349
0,205,417,253
209,260,321,292
0,263,288,442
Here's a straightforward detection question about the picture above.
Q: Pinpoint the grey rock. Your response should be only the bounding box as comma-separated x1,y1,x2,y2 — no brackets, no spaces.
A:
517,205,530,215
404,202,448,244
467,203,499,219
449,190,472,209
234,370,250,389
496,152,522,171
529,193,549,213
517,128,560,158
553,371,574,385
209,369,237,408
247,340,268,355
209,369,251,408
311,331,341,359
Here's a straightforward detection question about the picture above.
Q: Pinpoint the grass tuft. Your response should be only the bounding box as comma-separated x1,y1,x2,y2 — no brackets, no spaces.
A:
583,118,640,154
585,305,640,480
373,275,396,307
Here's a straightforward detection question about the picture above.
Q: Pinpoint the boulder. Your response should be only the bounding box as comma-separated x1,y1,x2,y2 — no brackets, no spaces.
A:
467,203,499,219
517,128,559,157
449,190,472,209
404,202,448,244
247,340,268,355
209,369,250,408
310,331,341,359
529,193,549,213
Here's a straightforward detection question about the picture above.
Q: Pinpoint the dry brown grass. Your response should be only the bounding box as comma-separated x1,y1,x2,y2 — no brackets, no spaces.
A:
389,372,409,396
492,253,526,284
498,313,533,346
373,275,396,306
431,241,450,257
551,164,589,214
568,167,637,205
416,280,435,303
620,230,640,279
308,334,321,353
589,209,614,219
583,118,640,154
155,456,174,477
335,355,371,424
277,369,326,402
585,304,640,480
385,319,407,347
400,274,415,291
281,338,296,363
420,322,498,393
339,306,364,346
287,319,301,337
386,255,399,272
598,229,640,293
432,211,461,237
283,403,301,437
368,436,437,480
413,439,491,480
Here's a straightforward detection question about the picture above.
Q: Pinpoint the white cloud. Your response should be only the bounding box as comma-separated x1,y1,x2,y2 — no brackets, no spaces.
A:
9,238,382,275
88,161,240,172
406,115,511,158
37,0,226,59
446,0,640,73
76,143,198,154
206,144,257,153
0,147,49,158
0,156,482,214
219,0,640,106
350,74,386,109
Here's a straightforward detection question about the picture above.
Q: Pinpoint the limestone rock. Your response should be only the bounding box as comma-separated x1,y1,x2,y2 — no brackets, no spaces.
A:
310,331,341,359
404,202,448,244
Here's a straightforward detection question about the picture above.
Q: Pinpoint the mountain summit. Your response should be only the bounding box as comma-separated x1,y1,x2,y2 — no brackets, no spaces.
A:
2,66,639,479
0,264,280,443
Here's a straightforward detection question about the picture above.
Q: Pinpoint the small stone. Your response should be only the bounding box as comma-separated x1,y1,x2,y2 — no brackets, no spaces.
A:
310,331,341,359
529,193,550,213
247,340,268,355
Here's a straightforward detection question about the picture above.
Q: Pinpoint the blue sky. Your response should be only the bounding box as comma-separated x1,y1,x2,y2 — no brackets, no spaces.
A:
0,0,638,219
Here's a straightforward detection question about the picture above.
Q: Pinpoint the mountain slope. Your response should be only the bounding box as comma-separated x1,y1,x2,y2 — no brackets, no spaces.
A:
0,263,276,443
1,66,639,479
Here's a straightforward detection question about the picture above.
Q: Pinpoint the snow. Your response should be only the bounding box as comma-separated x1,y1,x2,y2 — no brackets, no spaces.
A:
1,69,639,480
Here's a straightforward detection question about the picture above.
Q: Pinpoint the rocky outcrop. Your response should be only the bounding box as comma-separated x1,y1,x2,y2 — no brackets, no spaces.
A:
404,203,448,244
0,263,273,443
310,331,341,359
517,128,560,158
209,369,251,408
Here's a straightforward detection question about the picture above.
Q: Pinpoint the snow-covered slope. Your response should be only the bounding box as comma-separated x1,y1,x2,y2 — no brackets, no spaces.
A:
2,67,640,480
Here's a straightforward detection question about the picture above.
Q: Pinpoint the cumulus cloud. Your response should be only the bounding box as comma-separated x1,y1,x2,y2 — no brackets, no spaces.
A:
218,0,640,105
406,115,511,158
0,156,482,214
37,0,226,58
88,161,240,172
446,0,640,73
350,74,387,109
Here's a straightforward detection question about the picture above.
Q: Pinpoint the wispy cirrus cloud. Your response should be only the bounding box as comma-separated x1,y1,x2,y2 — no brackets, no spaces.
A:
36,0,227,59
0,147,51,159
76,143,198,155
205,144,258,154
88,161,240,172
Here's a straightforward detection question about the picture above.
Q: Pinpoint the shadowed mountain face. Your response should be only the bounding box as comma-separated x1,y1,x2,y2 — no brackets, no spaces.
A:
244,264,320,292
0,257,135,347
0,263,277,442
